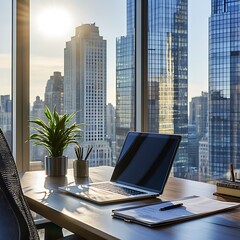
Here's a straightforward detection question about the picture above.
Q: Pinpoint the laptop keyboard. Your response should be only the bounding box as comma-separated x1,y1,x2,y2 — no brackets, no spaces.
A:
92,183,146,196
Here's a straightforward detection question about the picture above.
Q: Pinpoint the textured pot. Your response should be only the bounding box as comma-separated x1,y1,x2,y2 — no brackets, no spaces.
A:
45,156,68,177
73,160,89,178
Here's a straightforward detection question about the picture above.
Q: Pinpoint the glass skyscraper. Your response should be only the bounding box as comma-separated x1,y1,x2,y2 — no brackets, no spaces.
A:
116,0,135,159
116,0,188,177
209,0,240,178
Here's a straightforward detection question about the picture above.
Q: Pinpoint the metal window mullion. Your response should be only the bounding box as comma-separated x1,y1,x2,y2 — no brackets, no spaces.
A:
135,0,148,132
12,0,30,171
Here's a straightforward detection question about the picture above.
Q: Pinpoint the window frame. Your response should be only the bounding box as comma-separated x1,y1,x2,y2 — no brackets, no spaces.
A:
12,0,30,171
13,0,148,170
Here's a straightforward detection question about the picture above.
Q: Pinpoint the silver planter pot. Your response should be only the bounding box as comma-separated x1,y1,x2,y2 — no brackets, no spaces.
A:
45,156,68,177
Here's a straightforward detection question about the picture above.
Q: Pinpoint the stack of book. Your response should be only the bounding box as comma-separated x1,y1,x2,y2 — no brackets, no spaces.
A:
216,180,240,198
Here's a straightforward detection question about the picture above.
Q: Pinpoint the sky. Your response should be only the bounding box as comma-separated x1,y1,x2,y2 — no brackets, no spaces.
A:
0,0,211,106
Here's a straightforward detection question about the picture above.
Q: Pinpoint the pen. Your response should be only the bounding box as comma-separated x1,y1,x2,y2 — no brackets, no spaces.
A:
160,203,183,211
230,163,235,182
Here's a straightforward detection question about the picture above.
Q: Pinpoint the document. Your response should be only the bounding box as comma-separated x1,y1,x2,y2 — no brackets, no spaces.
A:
112,196,240,227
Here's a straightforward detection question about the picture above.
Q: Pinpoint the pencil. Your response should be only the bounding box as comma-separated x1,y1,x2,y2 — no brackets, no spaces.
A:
230,163,235,182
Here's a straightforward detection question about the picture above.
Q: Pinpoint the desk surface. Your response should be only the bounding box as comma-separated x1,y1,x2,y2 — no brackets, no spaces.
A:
20,166,240,240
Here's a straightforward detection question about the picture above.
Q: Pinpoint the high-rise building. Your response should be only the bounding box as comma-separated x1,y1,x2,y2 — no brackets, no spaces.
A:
106,103,116,142
116,0,135,157
209,0,240,178
188,124,199,171
44,71,64,114
0,95,11,112
116,0,188,177
30,96,47,161
188,92,208,172
106,103,116,165
64,23,111,166
189,92,208,139
0,95,11,146
199,136,209,181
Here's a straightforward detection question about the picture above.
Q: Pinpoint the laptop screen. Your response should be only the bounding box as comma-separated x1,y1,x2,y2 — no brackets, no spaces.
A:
111,132,181,193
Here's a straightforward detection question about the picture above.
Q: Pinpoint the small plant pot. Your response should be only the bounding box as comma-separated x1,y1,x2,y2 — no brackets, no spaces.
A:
45,156,68,177
73,160,89,178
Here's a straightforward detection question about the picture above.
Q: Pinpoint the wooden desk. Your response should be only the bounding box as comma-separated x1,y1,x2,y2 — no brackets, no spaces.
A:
20,166,240,240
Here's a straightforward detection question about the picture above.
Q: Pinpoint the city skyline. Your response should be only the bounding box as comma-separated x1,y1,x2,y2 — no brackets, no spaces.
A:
0,0,210,107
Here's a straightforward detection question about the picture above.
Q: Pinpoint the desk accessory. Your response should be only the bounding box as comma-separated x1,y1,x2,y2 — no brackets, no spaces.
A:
216,180,240,198
215,164,240,198
73,145,92,178
112,196,240,227
160,203,183,211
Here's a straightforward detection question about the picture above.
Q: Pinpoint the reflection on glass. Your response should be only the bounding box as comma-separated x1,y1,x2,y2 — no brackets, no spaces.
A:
147,0,188,178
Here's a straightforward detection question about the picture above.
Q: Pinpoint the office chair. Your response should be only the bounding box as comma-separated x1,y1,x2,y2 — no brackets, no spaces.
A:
0,128,84,240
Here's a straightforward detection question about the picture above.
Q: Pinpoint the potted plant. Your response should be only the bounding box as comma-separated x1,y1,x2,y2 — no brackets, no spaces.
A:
29,106,83,176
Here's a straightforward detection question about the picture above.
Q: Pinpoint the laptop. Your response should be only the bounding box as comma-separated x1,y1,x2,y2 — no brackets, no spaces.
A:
59,132,181,205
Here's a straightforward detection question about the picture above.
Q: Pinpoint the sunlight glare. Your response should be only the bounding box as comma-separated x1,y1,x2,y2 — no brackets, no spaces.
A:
37,7,72,38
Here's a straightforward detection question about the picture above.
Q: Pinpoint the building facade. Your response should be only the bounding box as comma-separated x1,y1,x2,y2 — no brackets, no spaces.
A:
0,95,12,147
44,71,64,114
116,0,135,157
189,92,208,139
116,0,188,177
106,103,116,142
64,24,111,165
199,136,209,181
188,92,208,173
209,0,240,178
30,96,47,161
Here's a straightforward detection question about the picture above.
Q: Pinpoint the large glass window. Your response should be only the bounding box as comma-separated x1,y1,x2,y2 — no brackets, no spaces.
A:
0,0,12,149
12,0,238,183
29,0,129,170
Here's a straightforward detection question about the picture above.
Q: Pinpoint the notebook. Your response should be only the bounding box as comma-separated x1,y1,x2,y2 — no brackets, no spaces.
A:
112,195,240,227
59,131,181,204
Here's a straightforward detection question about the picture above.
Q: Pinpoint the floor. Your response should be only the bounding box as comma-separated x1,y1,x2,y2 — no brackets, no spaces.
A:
32,211,73,239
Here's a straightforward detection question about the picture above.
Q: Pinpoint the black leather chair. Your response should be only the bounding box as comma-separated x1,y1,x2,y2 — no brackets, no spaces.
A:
0,128,84,240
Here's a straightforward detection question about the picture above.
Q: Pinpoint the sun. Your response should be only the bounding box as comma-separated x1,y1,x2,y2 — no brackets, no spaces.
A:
36,7,72,38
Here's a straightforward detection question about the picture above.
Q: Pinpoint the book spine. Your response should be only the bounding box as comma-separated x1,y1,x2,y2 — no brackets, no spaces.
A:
217,181,240,189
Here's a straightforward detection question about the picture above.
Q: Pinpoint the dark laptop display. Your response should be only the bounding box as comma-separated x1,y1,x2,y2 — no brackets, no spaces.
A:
59,132,181,204
111,132,181,194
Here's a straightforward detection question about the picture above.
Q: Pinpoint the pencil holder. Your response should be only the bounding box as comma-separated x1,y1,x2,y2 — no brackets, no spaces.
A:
73,160,89,178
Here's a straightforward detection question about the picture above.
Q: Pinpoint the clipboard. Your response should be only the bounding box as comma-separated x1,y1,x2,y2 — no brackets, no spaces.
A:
112,196,240,227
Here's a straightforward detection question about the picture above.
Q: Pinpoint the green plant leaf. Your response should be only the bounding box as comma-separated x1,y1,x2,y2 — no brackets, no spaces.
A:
29,106,84,157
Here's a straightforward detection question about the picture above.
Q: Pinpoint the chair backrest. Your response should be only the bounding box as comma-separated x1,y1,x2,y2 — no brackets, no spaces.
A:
0,128,39,240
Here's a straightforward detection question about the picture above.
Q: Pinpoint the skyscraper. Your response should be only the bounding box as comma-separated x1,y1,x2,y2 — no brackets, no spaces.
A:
188,92,208,172
116,0,188,177
106,103,116,142
30,96,46,161
0,95,12,146
189,92,208,140
44,71,64,114
209,0,240,178
116,0,135,157
64,24,111,166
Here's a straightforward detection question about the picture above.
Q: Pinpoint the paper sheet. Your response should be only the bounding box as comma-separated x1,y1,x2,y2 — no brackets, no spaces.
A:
112,196,240,226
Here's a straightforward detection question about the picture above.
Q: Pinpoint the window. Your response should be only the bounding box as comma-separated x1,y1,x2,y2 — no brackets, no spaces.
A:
0,0,12,149
29,0,128,170
12,0,237,183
